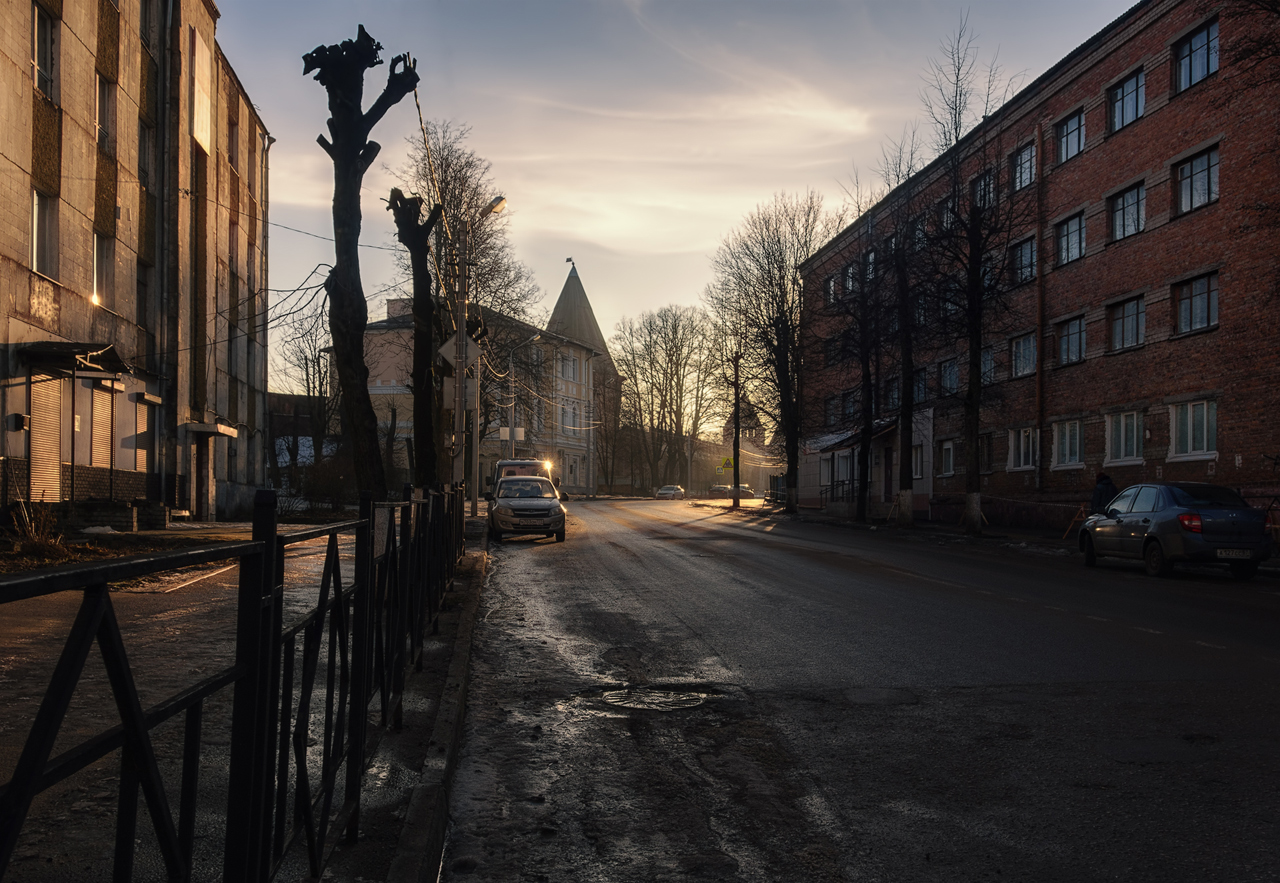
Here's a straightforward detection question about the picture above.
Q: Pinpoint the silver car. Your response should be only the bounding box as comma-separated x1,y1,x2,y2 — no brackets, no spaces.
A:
1079,482,1271,580
654,485,685,500
488,476,566,543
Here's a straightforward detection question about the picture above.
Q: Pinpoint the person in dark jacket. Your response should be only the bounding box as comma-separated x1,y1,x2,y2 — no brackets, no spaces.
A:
1090,473,1120,514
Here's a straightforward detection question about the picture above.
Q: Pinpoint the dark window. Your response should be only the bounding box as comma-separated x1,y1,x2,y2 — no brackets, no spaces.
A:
1011,237,1036,284
1176,148,1218,214
1011,334,1036,378
1059,317,1085,365
913,368,927,402
885,376,900,410
980,348,995,385
972,171,996,209
824,395,838,426
824,276,838,306
33,4,55,98
1057,214,1085,264
1176,272,1218,333
1111,184,1145,240
1109,71,1145,131
842,390,856,420
1011,143,1035,191
939,359,958,394
1111,297,1145,349
1176,21,1219,92
1057,110,1084,163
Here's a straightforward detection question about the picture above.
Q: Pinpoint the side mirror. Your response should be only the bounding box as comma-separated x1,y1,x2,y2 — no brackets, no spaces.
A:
1107,507,1121,518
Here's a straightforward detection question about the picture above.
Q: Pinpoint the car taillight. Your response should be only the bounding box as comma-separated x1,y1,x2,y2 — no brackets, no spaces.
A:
1178,512,1202,533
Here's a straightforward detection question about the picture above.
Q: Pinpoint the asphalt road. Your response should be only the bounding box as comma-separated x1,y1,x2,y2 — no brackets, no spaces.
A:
442,499,1280,882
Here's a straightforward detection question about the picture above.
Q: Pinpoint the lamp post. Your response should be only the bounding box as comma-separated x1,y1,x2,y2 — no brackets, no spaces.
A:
508,332,541,458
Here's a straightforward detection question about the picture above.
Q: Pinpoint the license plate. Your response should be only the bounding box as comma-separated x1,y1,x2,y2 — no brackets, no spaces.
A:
1216,549,1251,560
518,519,545,527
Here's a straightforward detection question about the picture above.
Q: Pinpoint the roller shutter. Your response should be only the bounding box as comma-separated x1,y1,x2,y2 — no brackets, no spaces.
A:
29,374,61,501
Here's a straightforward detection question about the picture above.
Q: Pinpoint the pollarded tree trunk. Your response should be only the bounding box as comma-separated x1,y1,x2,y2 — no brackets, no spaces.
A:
303,26,420,499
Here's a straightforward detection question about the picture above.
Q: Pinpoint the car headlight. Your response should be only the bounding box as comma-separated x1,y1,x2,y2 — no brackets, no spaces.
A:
495,505,514,517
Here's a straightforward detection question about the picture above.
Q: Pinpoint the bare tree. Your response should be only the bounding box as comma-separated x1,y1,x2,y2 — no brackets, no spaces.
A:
274,301,340,474
706,191,848,512
303,26,419,498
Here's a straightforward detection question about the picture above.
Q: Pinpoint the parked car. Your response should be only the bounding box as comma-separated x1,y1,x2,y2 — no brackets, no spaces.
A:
487,476,566,543
1079,482,1271,579
655,485,685,500
734,485,755,500
708,485,731,498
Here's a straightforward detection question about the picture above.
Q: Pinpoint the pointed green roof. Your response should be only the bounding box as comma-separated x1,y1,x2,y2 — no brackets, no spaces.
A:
546,266,609,355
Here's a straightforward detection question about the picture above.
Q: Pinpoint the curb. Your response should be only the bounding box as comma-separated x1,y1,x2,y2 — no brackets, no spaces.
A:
386,550,486,883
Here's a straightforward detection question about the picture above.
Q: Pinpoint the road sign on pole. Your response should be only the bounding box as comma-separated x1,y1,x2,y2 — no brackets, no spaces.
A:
721,457,734,469
440,333,479,370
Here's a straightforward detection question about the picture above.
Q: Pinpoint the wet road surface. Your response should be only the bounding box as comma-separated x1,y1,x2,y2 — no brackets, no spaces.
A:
442,499,1280,882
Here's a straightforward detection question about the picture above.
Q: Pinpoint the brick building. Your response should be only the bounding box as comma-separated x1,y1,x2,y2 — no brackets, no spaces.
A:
799,0,1280,527
2,0,269,523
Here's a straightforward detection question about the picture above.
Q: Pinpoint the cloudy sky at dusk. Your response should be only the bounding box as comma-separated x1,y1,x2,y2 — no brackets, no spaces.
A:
214,0,1132,341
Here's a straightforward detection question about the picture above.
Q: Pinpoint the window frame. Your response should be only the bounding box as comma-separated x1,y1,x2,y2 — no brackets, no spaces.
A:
1009,427,1038,471
31,189,57,279
1175,271,1219,334
824,275,838,306
1176,147,1219,215
824,394,839,427
1106,410,1144,465
1169,400,1217,460
884,375,900,411
1056,214,1085,265
93,233,113,307
913,368,927,403
912,444,925,480
1056,110,1085,164
1011,333,1037,379
939,440,955,477
1110,183,1146,241
96,75,115,154
1109,70,1146,132
972,170,996,210
1058,316,1086,366
32,3,56,100
1011,142,1035,192
1110,296,1146,350
980,348,995,386
1175,20,1219,93
1052,420,1083,469
939,359,959,395
1011,237,1037,285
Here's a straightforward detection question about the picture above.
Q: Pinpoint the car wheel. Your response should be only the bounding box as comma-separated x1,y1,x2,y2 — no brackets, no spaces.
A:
1082,533,1097,567
555,529,565,543
1229,561,1259,581
1144,540,1172,577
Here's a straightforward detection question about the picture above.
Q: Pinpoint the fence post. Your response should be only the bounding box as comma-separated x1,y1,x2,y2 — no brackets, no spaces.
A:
223,489,278,883
345,492,374,844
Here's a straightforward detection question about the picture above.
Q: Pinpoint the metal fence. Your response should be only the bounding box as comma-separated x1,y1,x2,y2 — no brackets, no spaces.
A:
0,486,463,882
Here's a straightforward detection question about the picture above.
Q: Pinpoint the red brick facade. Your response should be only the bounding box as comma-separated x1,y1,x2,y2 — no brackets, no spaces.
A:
799,0,1280,526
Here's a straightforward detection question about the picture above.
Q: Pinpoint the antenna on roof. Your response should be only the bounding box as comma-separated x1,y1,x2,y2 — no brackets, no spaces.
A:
566,256,575,266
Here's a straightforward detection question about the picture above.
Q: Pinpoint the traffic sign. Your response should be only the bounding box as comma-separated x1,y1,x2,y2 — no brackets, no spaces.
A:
715,466,724,475
439,333,480,370
721,457,734,469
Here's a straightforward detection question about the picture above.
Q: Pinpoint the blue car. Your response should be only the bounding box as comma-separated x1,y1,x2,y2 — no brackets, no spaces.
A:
1079,482,1271,580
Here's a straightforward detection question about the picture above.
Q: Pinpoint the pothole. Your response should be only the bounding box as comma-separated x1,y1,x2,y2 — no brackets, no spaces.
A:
588,685,717,712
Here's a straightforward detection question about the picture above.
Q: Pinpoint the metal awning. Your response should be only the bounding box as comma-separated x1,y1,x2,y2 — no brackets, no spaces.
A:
182,422,239,438
18,342,134,374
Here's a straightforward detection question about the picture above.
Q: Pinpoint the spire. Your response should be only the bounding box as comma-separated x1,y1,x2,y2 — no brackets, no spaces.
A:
547,265,608,355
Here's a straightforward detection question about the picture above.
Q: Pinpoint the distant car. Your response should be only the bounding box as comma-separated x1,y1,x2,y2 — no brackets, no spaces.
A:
708,485,731,499
734,485,756,500
487,476,566,543
1079,482,1271,579
655,485,685,500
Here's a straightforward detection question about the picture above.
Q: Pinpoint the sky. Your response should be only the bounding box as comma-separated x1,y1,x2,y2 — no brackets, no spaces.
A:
214,0,1134,344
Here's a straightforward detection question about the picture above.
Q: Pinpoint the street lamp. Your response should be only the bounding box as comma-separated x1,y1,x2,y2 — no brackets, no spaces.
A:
508,332,541,458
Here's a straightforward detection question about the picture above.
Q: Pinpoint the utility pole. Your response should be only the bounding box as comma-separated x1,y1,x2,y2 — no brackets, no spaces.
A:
451,231,466,490
732,351,741,510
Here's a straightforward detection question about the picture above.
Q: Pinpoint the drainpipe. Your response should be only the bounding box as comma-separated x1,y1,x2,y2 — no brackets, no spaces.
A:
156,0,176,509
1034,121,1046,492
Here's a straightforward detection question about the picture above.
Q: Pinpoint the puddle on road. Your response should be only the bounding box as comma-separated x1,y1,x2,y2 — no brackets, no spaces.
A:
591,685,716,712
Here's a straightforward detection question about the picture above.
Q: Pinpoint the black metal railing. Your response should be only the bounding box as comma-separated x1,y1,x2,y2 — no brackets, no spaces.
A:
0,485,463,883
819,479,853,506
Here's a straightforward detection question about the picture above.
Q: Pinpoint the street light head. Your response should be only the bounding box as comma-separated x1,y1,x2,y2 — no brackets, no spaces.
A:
480,196,507,218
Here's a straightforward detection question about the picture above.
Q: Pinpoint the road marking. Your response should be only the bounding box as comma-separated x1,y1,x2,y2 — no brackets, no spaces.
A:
1195,640,1227,650
1133,627,1163,634
162,564,236,594
1087,615,1110,622
1045,606,1066,612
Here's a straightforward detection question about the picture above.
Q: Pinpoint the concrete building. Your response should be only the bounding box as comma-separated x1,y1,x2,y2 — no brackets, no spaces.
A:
2,0,269,523
799,0,1280,527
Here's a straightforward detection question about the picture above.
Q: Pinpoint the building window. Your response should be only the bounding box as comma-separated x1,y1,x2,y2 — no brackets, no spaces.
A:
972,171,996,209
1057,110,1084,163
885,376,900,410
1172,400,1216,457
1111,297,1145,350
913,368,927,403
1110,184,1145,240
1058,317,1085,365
1176,272,1219,333
1109,70,1145,132
96,75,114,153
1176,148,1219,214
93,234,113,307
1011,143,1035,192
1054,421,1082,467
1011,428,1037,469
825,276,838,306
912,445,925,480
842,390,856,420
980,348,995,386
939,440,955,476
1011,333,1036,378
823,337,843,368
1056,214,1085,265
1010,237,1036,284
824,395,839,426
33,4,56,99
1108,411,1144,463
864,249,877,285
844,264,857,296
138,122,154,190
140,0,154,48
32,190,56,278
939,359,958,395
1176,20,1219,93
